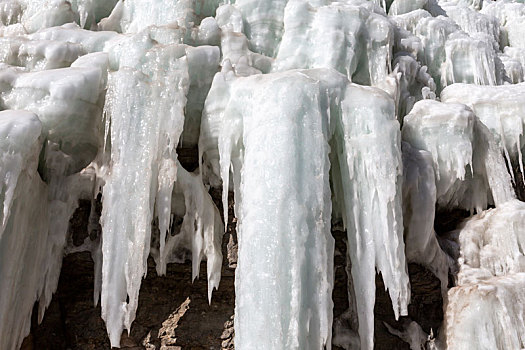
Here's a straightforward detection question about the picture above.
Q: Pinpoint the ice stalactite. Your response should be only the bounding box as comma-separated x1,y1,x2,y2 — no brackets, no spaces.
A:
413,16,503,92
0,111,46,350
332,84,410,350
201,68,337,350
101,47,186,345
100,41,223,347
200,67,409,350
401,141,451,292
150,161,223,300
0,109,93,350
441,83,525,180
4,0,525,349
392,54,436,118
0,48,108,349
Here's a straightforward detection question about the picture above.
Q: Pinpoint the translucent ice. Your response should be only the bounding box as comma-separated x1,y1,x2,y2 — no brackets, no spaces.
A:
445,273,525,350
0,110,86,350
101,42,222,347
101,0,219,34
2,0,525,349
0,110,47,350
0,55,107,175
236,0,288,57
273,0,394,85
333,83,409,350
201,68,337,350
401,141,450,291
414,16,502,92
388,0,428,16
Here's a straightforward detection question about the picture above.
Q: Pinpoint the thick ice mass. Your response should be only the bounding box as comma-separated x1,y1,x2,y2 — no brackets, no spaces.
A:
444,200,525,349
200,67,409,350
441,83,525,177
2,0,525,349
402,99,514,212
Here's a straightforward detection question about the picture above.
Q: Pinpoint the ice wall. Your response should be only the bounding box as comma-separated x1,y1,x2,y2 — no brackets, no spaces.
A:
2,0,525,349
402,100,514,212
333,83,410,350
0,111,45,350
200,67,409,350
401,141,450,291
273,0,394,85
202,69,336,349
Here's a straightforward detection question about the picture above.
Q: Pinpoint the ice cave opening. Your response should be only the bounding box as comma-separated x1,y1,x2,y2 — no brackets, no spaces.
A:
2,0,525,349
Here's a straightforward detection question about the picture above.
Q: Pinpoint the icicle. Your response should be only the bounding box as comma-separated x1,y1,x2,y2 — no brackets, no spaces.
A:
334,84,410,350
402,99,514,213
0,111,46,350
441,83,525,185
100,49,188,344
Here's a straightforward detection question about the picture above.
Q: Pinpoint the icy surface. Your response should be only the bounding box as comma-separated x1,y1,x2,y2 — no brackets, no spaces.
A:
101,43,222,346
401,141,450,291
273,0,394,85
444,200,525,349
1,0,525,349
0,110,85,350
402,99,514,212
200,68,409,350
201,69,337,349
0,110,46,350
333,83,409,350
441,83,525,175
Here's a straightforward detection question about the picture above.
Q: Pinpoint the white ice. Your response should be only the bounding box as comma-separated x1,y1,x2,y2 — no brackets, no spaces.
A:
1,0,525,349
444,200,525,349
402,99,514,212
441,83,525,177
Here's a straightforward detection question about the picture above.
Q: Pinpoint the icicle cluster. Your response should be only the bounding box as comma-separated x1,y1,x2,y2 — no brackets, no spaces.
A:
2,0,525,349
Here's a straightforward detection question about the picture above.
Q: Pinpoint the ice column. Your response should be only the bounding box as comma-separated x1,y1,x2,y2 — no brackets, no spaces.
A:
0,111,46,350
333,84,410,350
100,45,188,346
201,69,336,349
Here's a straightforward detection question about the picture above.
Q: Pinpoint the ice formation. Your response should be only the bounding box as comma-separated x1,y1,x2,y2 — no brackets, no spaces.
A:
444,200,525,349
441,83,525,176
402,99,514,212
1,0,525,349
200,67,409,349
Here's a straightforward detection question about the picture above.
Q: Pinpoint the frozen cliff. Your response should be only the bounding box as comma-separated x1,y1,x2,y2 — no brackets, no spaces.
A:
1,0,525,349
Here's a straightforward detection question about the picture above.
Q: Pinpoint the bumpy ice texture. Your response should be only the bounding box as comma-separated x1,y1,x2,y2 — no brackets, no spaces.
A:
2,0,525,349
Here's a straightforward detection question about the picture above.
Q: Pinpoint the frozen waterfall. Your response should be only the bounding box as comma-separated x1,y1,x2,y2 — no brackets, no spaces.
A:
1,0,525,349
